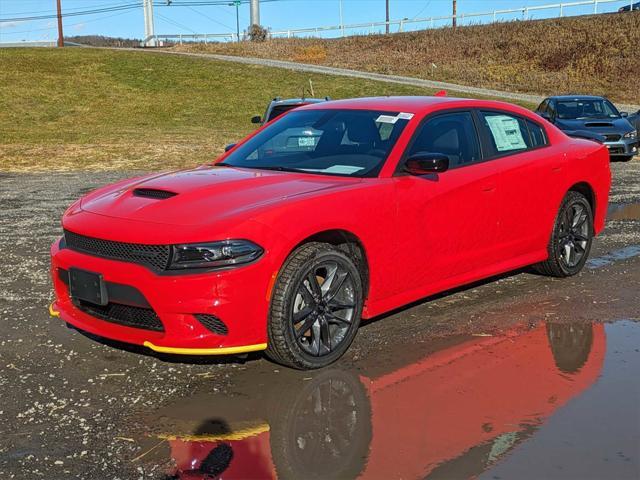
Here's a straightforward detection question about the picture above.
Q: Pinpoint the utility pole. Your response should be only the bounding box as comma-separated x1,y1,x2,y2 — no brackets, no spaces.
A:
229,1,241,41
143,0,156,47
250,0,260,26
56,0,64,47
385,0,390,34
339,0,344,37
452,0,457,28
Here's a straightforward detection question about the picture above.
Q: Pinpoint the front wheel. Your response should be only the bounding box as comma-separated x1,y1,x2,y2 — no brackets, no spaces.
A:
618,155,634,162
534,191,593,277
266,243,363,370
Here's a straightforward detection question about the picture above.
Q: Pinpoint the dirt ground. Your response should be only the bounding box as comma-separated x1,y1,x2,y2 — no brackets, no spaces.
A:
0,161,639,479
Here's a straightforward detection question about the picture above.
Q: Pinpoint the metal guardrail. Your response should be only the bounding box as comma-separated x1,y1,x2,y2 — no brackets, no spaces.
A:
0,40,57,48
153,0,635,44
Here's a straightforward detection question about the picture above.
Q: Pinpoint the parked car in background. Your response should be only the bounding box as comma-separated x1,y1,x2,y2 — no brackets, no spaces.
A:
50,97,611,369
251,96,331,125
629,110,640,137
535,95,638,161
618,2,640,11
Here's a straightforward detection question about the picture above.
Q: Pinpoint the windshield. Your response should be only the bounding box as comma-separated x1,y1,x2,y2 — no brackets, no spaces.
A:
266,104,302,122
221,109,411,177
556,99,620,120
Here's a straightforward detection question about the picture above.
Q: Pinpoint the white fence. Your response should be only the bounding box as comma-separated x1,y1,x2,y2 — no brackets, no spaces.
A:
0,40,57,48
154,0,636,44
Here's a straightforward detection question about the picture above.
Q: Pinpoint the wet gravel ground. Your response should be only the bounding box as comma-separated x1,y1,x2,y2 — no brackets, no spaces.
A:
0,161,639,479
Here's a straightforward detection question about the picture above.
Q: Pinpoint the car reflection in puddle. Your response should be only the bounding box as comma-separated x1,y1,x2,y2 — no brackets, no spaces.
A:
138,321,640,480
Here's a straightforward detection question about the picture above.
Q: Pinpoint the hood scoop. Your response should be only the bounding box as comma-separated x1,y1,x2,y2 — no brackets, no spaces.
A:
584,122,614,127
132,188,178,200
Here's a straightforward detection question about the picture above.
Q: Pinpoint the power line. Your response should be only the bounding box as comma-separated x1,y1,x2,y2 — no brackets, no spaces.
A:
1,0,281,23
1,3,142,23
181,5,235,31
155,11,198,33
0,1,134,17
0,9,137,36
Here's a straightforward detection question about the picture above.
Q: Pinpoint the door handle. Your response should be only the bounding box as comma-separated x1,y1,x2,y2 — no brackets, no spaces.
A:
482,185,496,193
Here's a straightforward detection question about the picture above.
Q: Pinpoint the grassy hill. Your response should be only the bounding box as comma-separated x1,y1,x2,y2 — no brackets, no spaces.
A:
0,48,527,172
176,12,640,105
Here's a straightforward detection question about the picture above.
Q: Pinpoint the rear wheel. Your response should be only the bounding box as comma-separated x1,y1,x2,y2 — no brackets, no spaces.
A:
266,243,363,370
534,191,593,277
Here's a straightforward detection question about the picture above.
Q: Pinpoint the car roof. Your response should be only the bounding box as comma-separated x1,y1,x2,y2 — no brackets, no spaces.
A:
547,95,609,101
270,98,328,106
299,96,534,116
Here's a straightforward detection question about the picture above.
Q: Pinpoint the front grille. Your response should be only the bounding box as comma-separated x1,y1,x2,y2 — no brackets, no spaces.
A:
603,134,621,142
608,146,624,155
76,300,164,332
64,230,171,271
195,314,228,336
133,188,177,200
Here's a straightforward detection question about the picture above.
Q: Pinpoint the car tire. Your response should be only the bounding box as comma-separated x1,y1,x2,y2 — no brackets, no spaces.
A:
265,242,363,370
534,191,593,278
619,155,634,162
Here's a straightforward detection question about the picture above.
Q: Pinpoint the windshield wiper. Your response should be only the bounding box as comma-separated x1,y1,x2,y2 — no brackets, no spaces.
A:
243,165,307,173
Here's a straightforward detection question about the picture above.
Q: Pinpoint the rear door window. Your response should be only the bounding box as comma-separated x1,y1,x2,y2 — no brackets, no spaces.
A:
479,111,534,156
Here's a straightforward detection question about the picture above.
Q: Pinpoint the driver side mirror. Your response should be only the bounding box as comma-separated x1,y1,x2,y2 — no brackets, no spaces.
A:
404,153,449,175
224,143,237,152
620,112,628,118
251,115,262,124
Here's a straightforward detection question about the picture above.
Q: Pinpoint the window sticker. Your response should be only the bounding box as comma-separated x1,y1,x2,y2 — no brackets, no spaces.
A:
485,115,527,152
297,137,316,147
301,165,364,174
376,112,414,124
376,115,399,124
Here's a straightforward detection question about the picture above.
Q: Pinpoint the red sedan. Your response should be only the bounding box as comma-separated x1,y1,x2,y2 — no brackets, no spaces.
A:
49,97,611,369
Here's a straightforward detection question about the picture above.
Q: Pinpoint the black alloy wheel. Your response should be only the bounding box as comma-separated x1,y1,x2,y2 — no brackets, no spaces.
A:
266,243,363,369
535,191,593,277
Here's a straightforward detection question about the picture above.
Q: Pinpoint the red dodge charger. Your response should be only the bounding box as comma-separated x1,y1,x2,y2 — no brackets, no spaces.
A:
50,97,611,369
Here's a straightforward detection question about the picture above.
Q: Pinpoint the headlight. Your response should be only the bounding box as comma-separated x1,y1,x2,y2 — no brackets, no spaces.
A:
169,240,263,270
623,130,637,139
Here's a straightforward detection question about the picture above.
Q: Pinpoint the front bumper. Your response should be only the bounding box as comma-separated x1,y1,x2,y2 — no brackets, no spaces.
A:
50,238,274,354
604,138,637,157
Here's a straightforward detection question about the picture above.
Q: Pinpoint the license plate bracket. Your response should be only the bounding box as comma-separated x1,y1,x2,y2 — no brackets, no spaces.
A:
68,268,108,306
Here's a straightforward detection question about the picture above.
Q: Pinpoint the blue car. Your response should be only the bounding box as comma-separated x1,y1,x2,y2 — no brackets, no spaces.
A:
618,2,640,12
535,95,638,161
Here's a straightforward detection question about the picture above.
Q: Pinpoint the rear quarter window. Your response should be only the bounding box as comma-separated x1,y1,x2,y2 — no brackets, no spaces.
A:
526,120,548,148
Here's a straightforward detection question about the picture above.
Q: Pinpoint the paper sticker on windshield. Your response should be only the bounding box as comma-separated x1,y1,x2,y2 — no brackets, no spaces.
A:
298,137,316,147
323,165,364,174
397,112,414,120
485,115,527,152
376,115,399,124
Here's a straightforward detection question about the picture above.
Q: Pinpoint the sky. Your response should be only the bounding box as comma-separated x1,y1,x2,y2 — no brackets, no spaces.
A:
0,0,634,42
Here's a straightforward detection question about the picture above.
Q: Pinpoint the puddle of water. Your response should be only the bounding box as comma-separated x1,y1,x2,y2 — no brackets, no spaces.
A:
587,245,640,268
608,202,640,221
134,320,639,479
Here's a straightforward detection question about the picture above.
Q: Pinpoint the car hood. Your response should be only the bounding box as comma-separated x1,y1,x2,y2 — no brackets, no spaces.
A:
79,165,358,226
555,117,634,134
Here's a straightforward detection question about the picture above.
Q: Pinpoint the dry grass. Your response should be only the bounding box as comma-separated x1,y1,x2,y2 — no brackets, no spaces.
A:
175,12,640,105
